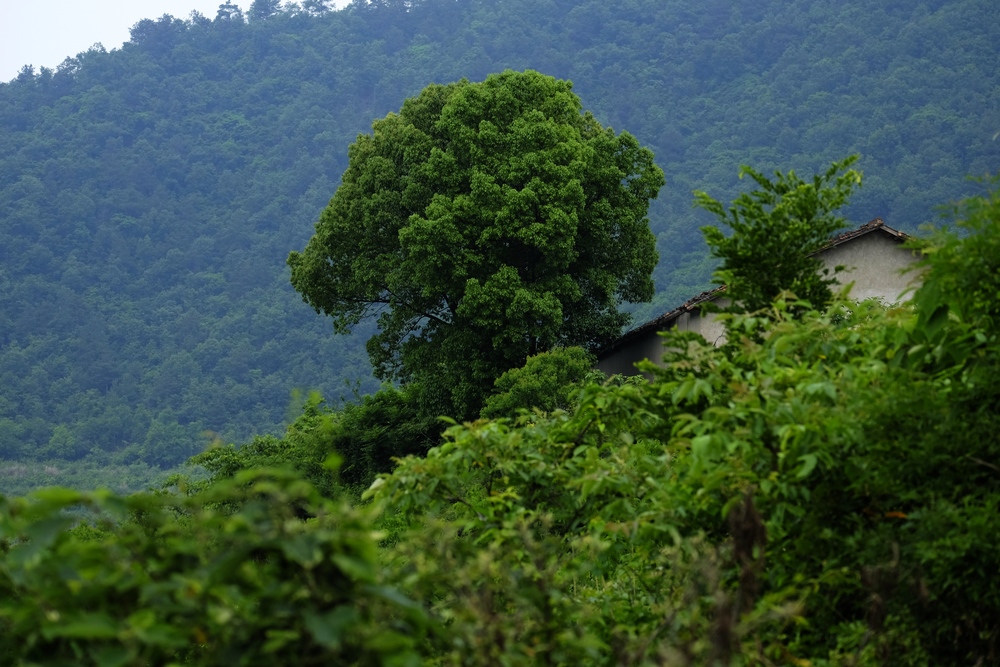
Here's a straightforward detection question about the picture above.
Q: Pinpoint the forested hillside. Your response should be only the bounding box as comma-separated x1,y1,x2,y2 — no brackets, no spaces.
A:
4,184,999,665
1,0,997,476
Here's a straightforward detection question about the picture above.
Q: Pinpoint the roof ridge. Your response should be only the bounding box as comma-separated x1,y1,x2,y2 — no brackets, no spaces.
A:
821,217,907,250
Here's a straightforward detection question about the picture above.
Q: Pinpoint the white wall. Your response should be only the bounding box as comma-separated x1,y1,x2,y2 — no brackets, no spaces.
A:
820,232,922,303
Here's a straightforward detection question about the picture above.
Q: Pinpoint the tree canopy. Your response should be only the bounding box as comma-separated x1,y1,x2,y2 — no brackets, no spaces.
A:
289,70,663,417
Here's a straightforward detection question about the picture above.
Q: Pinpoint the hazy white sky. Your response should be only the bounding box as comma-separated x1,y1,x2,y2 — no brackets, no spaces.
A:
0,1,348,84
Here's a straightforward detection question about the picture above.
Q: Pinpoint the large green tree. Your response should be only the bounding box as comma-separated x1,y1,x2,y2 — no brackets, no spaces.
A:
289,70,663,417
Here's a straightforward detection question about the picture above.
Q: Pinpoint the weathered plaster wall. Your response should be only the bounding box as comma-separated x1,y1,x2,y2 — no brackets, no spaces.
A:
673,298,729,345
595,299,730,376
821,233,921,303
596,329,664,377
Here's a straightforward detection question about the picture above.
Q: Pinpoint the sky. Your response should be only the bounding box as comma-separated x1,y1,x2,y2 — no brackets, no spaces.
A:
0,0,348,84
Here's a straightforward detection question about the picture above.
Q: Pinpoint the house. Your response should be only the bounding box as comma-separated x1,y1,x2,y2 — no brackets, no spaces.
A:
596,219,920,377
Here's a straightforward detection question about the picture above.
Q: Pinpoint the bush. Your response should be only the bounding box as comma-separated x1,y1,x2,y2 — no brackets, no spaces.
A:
0,470,430,666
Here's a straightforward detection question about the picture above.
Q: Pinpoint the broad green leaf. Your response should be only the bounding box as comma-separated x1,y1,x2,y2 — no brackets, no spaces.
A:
796,454,819,479
28,487,83,506
331,553,374,582
90,645,131,667
304,606,360,649
7,515,74,567
43,613,118,639
281,533,322,567
263,628,301,653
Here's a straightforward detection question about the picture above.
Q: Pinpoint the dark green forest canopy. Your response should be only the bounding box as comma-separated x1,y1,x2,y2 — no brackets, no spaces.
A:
0,0,997,475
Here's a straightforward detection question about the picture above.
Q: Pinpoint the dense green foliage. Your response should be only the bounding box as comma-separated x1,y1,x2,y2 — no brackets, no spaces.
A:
289,70,662,417
480,346,597,420
697,156,863,314
193,348,600,492
1,0,997,476
3,183,998,665
368,182,1000,663
193,386,441,492
0,472,430,665
1,0,996,658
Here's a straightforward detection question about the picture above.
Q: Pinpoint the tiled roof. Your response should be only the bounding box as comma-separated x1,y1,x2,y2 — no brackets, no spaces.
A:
600,285,728,353
599,219,911,356
821,218,910,249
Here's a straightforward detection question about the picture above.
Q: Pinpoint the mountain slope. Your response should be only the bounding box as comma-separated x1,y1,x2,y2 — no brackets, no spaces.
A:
0,0,996,469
